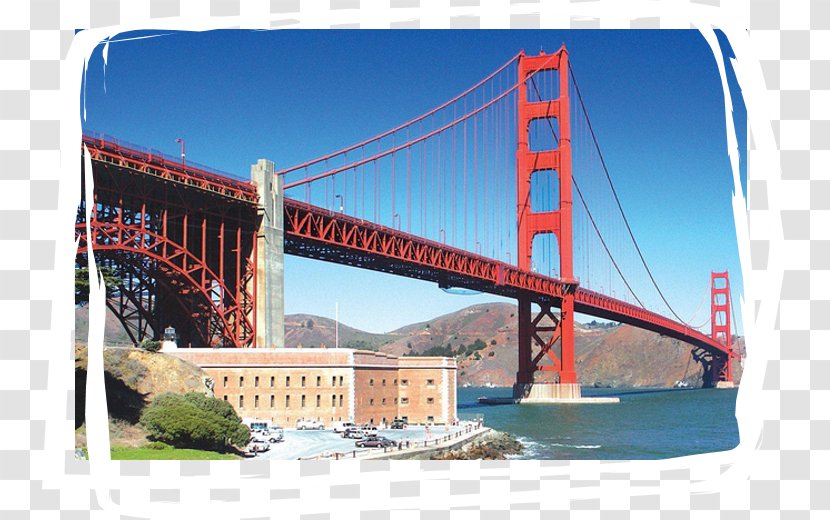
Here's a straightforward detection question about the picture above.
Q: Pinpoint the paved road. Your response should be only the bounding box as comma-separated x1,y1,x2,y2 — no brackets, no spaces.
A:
256,423,475,460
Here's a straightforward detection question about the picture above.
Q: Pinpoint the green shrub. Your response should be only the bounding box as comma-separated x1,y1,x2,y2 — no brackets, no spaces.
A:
139,339,162,352
145,441,172,450
139,392,250,451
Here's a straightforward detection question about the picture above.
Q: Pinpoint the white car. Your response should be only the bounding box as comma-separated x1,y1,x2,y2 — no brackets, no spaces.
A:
296,419,325,430
246,440,270,455
332,421,356,434
252,426,284,443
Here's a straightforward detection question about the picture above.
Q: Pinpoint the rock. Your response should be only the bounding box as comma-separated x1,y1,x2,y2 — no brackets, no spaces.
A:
75,345,210,426
432,431,523,460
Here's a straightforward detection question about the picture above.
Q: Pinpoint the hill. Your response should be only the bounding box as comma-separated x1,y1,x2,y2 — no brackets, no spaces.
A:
284,303,744,388
284,313,396,350
78,303,744,389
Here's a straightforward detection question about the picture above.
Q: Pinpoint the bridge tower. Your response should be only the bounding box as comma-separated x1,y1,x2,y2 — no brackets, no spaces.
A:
711,271,735,387
514,46,580,401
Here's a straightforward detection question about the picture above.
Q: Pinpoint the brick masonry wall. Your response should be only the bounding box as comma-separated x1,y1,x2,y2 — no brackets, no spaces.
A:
167,348,457,426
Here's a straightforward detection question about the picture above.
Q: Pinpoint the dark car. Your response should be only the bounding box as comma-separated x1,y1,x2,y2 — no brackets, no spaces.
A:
391,419,407,429
355,436,395,448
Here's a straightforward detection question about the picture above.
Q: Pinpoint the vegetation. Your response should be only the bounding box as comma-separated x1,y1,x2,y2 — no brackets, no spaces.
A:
139,392,250,452
342,339,379,351
110,446,240,460
406,338,488,359
585,320,620,329
75,265,123,306
139,338,162,352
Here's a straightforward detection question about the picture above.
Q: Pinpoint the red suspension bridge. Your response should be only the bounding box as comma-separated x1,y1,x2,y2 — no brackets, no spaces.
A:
77,46,738,395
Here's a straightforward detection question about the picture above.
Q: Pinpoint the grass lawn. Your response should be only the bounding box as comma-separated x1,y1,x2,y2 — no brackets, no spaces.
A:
110,446,241,460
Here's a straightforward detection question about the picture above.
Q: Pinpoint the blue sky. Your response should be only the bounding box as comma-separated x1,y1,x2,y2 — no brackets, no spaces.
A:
82,29,746,335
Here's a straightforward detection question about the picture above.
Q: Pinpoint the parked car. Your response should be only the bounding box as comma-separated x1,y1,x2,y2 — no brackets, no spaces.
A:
332,421,356,434
342,428,364,439
391,419,407,429
296,419,325,430
246,440,271,454
361,425,378,435
355,436,395,448
252,426,284,443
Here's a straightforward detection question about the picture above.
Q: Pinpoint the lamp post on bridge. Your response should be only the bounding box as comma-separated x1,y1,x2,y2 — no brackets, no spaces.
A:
335,194,344,213
175,138,185,165
439,228,446,244
393,213,400,230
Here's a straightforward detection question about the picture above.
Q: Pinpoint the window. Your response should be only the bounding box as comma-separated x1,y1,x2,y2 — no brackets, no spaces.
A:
223,395,228,401
426,379,435,386
382,379,386,386
332,395,336,407
286,376,290,387
394,397,398,405
239,395,244,408
285,395,290,408
369,399,374,406
255,376,260,388
301,376,306,387
223,376,228,388
316,376,321,387
339,395,343,407
316,395,321,407
401,379,409,386
427,416,434,422
270,376,275,388
382,398,386,405
332,376,336,387
239,376,244,387
400,397,409,405
369,379,374,386
394,379,397,385
254,395,259,408
426,397,434,404
339,376,344,386
301,395,306,408
270,395,275,408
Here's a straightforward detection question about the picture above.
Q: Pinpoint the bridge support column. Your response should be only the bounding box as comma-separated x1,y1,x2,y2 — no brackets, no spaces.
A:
711,271,736,387
513,46,584,402
252,159,284,349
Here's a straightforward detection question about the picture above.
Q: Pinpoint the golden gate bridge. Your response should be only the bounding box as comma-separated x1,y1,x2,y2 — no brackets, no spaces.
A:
77,46,738,398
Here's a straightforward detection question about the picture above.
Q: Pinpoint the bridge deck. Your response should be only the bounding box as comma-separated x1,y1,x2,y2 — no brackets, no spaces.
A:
80,137,732,359
283,199,732,358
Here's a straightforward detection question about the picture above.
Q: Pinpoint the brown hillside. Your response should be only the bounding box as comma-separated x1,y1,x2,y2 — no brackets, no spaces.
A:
75,345,211,428
286,303,744,388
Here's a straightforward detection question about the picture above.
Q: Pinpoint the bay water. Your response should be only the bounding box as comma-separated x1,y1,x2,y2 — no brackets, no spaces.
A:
457,386,740,460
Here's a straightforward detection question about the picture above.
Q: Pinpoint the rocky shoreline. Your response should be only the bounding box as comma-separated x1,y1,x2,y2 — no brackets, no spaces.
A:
431,430,523,460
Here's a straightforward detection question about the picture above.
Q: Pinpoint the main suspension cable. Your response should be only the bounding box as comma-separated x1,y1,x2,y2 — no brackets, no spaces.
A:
569,61,690,326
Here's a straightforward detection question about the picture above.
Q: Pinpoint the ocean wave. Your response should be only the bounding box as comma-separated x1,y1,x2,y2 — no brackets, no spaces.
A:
549,443,601,449
515,436,540,457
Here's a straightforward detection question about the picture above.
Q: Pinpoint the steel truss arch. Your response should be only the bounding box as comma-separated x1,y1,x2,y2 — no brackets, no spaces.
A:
76,220,254,348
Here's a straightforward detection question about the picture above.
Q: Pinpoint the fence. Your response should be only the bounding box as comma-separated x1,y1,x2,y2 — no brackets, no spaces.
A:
298,420,485,461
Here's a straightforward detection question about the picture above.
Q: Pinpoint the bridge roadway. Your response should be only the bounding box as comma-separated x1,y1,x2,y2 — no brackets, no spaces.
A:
81,134,732,360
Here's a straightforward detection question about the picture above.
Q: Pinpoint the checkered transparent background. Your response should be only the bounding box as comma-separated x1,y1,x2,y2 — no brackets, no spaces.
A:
0,0,823,518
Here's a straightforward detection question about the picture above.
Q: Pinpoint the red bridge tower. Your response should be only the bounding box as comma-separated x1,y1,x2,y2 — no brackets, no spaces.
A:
710,271,735,387
514,46,580,400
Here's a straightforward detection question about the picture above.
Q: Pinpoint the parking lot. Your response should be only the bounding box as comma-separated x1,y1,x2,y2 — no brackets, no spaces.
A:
256,423,475,460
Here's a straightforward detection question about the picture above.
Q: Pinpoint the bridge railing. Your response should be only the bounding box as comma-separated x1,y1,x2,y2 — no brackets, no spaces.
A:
82,131,254,186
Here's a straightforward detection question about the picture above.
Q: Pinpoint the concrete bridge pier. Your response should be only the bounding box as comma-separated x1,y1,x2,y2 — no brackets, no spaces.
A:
251,159,284,349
